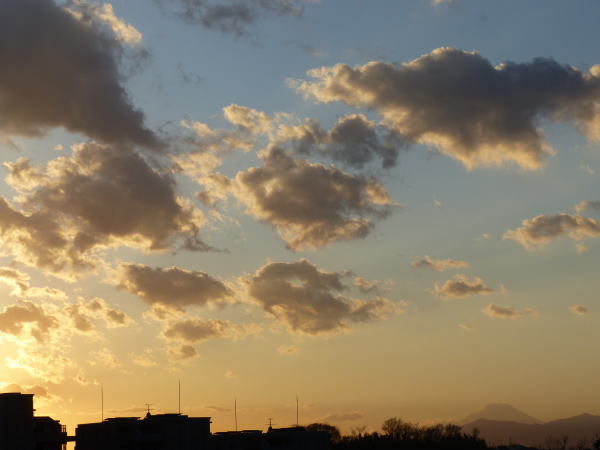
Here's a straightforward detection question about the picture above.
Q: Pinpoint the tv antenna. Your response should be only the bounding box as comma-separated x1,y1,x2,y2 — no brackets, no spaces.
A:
266,418,276,431
296,395,299,427
234,398,238,432
100,384,104,422
145,403,155,416
178,380,181,415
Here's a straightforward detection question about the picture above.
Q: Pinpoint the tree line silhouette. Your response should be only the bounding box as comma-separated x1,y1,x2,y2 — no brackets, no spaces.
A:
306,418,600,450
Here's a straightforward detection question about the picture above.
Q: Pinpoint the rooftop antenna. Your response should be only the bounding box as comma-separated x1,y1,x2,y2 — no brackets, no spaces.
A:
266,418,275,432
101,384,104,422
145,403,154,417
296,394,299,427
178,380,181,415
234,398,238,432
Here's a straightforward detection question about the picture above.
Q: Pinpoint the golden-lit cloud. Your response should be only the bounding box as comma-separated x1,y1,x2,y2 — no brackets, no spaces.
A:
411,255,469,272
0,0,158,148
569,305,590,316
574,200,600,214
116,263,231,312
482,304,536,319
293,48,600,170
0,143,208,278
246,259,398,335
162,318,261,343
433,275,494,299
0,301,58,343
66,0,143,45
232,147,397,250
504,213,600,251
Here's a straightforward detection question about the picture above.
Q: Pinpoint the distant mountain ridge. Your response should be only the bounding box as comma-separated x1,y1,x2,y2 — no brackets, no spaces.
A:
460,403,542,425
461,405,600,447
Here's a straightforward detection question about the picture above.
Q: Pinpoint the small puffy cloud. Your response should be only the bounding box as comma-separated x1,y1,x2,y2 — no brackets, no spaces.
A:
0,0,158,148
277,345,299,355
162,318,259,343
129,349,159,367
85,297,131,328
293,48,600,170
0,301,58,342
569,304,590,316
458,323,473,331
168,345,198,360
483,304,536,319
233,147,396,250
353,277,384,294
116,263,231,312
411,255,469,272
0,143,209,278
246,259,397,335
575,201,600,214
275,114,406,169
504,213,600,251
433,275,494,299
223,104,273,135
165,0,312,36
1,383,50,398
224,370,237,379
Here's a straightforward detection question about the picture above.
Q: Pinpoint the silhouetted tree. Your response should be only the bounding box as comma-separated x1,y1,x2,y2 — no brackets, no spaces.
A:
306,423,341,443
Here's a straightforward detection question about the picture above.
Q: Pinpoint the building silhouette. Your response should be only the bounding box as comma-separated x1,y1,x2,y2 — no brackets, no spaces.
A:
0,393,68,450
0,392,330,450
75,412,212,450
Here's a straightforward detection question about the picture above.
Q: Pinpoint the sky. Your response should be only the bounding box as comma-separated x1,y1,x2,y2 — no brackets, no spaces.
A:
0,0,599,438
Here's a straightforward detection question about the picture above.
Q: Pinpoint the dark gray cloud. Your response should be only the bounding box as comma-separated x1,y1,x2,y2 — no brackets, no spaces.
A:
433,275,494,299
0,0,159,148
294,47,600,170
117,263,231,311
275,114,406,169
483,304,536,319
233,147,396,250
165,0,311,36
0,143,208,277
246,259,396,335
168,344,198,360
504,213,600,250
411,255,469,272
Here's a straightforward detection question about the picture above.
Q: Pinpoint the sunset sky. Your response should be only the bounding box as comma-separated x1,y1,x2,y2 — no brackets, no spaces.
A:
1,0,599,437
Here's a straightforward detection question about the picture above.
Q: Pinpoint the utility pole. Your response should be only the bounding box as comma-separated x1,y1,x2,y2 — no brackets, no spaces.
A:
234,398,238,432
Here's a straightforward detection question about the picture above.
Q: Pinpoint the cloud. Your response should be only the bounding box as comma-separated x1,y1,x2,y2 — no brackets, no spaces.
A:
0,301,58,343
277,345,299,355
168,345,198,360
89,348,121,369
353,277,385,295
232,147,396,250
503,213,600,251
117,263,231,312
86,298,131,328
569,304,590,316
66,0,143,45
162,318,260,343
293,48,600,170
164,0,313,36
411,255,469,272
483,304,536,319
246,259,397,335
433,275,494,299
458,323,473,331
0,0,158,148
275,114,406,169
580,164,595,176
575,201,600,214
1,383,51,398
0,143,208,278
320,412,364,422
